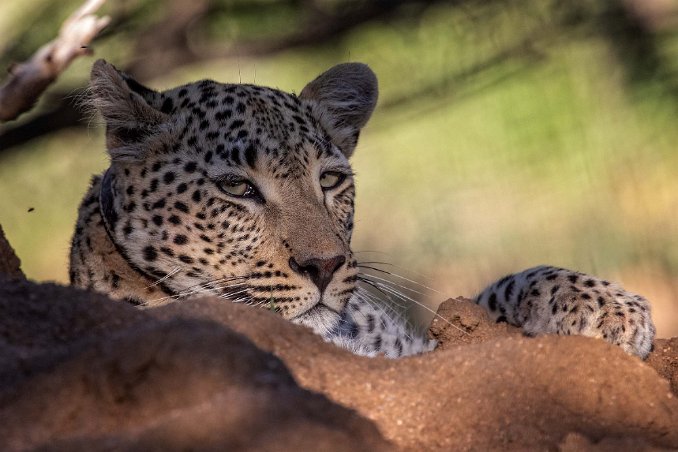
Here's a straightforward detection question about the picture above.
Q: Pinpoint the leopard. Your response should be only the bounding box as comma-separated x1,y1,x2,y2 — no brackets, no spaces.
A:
70,60,656,359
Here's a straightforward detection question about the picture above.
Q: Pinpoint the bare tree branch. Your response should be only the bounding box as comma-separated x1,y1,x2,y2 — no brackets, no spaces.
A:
1,0,432,147
126,0,438,80
0,0,110,122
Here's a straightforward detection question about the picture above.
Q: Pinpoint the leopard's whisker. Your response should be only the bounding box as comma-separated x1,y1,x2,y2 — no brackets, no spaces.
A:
186,282,250,301
355,285,408,322
354,287,417,341
218,287,251,300
353,250,391,256
359,277,419,307
207,281,249,294
357,266,443,295
174,276,244,294
359,273,430,300
360,290,417,339
145,276,248,305
169,282,234,299
231,298,250,304
145,266,182,289
356,277,406,309
359,277,469,336
355,255,441,284
230,292,256,304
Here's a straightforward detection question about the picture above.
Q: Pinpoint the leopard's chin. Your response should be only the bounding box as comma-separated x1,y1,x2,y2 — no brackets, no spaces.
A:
290,304,342,337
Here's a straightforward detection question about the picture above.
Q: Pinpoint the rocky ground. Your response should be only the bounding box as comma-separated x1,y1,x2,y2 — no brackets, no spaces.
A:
1,226,677,451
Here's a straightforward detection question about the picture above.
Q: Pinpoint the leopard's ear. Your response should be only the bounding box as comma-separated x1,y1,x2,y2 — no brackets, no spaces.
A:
89,59,170,162
300,63,378,158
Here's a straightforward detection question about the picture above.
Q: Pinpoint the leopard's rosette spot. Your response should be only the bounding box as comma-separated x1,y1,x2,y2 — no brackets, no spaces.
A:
70,61,656,359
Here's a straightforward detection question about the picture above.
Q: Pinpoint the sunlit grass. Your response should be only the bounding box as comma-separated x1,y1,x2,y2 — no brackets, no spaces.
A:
0,130,108,281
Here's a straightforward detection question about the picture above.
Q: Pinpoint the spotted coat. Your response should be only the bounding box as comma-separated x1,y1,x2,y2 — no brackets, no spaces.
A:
70,60,655,359
476,265,655,357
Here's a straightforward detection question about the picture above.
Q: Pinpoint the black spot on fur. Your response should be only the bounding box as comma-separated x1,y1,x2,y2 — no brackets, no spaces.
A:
504,280,515,301
111,272,120,289
160,247,174,257
229,120,244,130
179,254,194,264
488,292,497,311
366,314,375,333
394,338,403,356
125,297,144,306
215,110,231,121
174,201,189,213
244,143,257,168
143,246,158,262
161,97,174,114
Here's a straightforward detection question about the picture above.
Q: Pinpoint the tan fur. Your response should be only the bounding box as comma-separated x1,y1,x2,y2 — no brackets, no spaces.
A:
70,61,655,359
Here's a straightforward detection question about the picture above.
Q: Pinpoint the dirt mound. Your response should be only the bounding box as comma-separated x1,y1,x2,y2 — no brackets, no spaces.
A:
648,337,678,396
1,280,677,451
1,234,678,450
154,298,678,450
0,278,391,452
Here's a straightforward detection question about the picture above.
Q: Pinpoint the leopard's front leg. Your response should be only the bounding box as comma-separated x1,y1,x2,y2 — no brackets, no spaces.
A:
475,265,656,358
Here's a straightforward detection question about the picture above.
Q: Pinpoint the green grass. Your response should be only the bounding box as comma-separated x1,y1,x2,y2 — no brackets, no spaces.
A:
0,131,108,281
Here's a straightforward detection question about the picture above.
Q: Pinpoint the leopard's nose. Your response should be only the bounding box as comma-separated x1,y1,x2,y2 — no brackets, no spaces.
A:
289,255,346,293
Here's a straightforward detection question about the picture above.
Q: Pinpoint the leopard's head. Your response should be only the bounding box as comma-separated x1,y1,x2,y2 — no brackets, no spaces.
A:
89,60,377,334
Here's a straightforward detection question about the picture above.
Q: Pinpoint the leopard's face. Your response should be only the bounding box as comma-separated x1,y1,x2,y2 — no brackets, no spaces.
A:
91,61,377,333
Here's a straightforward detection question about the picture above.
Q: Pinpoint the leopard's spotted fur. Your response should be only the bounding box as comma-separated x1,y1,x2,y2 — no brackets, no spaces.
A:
70,60,655,358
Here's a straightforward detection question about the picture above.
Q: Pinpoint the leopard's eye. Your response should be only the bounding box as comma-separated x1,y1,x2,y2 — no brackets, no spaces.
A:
217,179,256,198
319,171,346,190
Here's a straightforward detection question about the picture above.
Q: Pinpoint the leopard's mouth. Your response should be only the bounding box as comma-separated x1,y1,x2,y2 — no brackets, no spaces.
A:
290,303,342,336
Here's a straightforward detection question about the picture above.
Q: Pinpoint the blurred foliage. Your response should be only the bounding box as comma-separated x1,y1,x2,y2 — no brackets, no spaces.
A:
1,0,677,334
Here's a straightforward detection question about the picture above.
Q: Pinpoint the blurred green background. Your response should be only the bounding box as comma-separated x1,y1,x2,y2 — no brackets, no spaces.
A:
1,0,677,335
